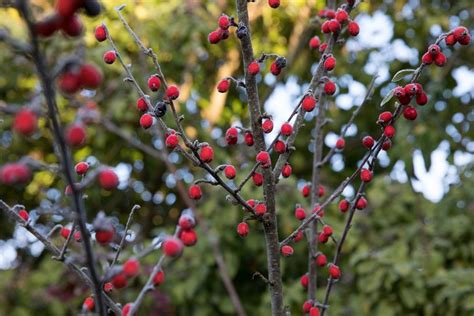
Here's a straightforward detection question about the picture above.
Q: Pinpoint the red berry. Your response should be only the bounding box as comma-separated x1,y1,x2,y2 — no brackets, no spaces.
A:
94,25,107,42
322,225,333,236
328,264,341,279
310,307,320,316
453,26,469,43
293,230,304,242
225,127,238,145
404,83,418,97
248,61,260,75
178,215,195,230
237,222,249,237
362,136,374,149
299,184,310,198
445,33,456,46
103,50,116,64
66,124,86,147
199,145,214,163
188,184,202,200
83,296,95,311
356,196,367,210
294,207,306,220
281,163,292,178
335,9,349,23
268,0,280,8
61,14,83,37
302,95,317,112
208,30,221,44
96,228,115,245
252,172,263,186
139,113,154,129
147,75,161,91
18,209,29,221
244,132,254,146
166,85,180,100
75,162,89,175
300,274,309,288
262,119,273,133
153,270,165,286
224,165,236,179
165,134,179,148
270,62,281,76
339,199,349,213
103,282,113,293
416,91,428,105
35,16,60,37
335,138,345,150
321,21,331,34
218,15,230,30
98,169,119,190
348,21,360,36
378,111,393,124
58,71,81,94
384,125,396,138
74,231,82,242
256,151,271,168
360,168,373,182
79,64,102,89
428,44,441,56
403,106,417,120
318,185,325,197
319,42,328,53
111,273,128,289
13,109,38,135
318,232,329,243
458,33,471,45
328,19,341,33
0,163,31,185
434,53,447,67
122,303,135,316
255,203,267,216
303,300,314,313
274,140,286,154
325,10,336,19
382,139,392,151
180,229,198,246
309,36,320,49
324,56,336,71
60,227,71,239
123,259,140,278
56,0,81,18
315,253,327,267
280,122,293,136
421,52,433,65
217,79,230,93
281,245,294,257
162,237,184,257
324,80,336,95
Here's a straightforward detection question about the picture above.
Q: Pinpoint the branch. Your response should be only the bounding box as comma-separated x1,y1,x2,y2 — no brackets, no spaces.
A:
110,204,140,267
0,200,121,315
17,2,105,314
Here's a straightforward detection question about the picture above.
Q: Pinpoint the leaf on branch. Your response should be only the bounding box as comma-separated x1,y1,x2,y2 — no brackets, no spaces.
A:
391,69,416,82
380,88,395,107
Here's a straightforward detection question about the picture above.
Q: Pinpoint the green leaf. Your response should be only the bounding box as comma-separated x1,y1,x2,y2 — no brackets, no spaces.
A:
391,68,416,82
380,88,395,107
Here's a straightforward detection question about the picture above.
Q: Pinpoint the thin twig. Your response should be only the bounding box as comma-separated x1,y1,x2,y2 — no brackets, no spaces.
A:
110,204,140,267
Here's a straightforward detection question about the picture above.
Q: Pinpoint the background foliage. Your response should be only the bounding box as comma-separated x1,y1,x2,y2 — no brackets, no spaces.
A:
0,0,473,315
